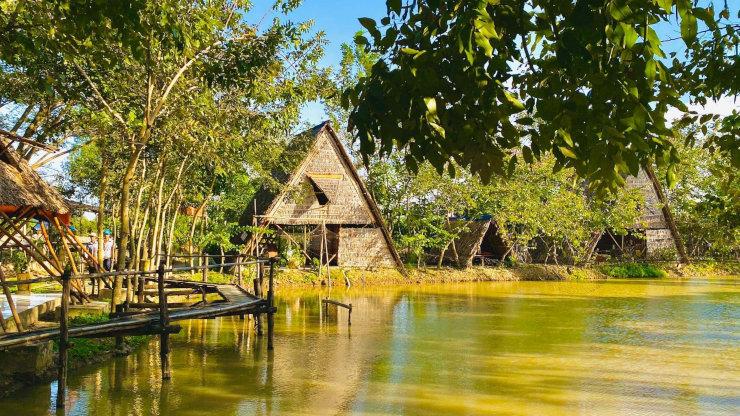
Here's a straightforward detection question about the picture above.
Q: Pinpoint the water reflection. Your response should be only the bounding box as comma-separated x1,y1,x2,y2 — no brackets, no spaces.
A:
0,278,737,415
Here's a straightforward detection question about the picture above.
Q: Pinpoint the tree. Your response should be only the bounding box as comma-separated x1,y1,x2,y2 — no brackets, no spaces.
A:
3,1,329,305
344,0,738,191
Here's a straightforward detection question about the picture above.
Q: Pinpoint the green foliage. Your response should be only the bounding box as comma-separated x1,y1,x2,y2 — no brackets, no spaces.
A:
600,262,668,278
0,250,29,273
661,134,739,259
344,0,738,191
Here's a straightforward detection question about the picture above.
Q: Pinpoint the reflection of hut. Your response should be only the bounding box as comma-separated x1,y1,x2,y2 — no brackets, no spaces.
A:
237,121,403,272
595,169,676,258
1,132,96,328
437,217,510,268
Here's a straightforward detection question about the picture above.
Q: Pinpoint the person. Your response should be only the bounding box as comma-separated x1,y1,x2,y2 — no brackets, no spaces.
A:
86,233,98,273
103,230,115,271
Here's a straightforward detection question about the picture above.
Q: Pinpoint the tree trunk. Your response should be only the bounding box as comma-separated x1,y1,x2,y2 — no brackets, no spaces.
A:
113,144,144,307
643,163,690,264
96,163,108,267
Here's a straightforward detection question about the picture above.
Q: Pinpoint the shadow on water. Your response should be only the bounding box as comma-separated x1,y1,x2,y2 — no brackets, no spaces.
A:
0,278,737,416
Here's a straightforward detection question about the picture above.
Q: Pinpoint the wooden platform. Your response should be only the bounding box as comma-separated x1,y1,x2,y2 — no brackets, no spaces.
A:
0,280,267,349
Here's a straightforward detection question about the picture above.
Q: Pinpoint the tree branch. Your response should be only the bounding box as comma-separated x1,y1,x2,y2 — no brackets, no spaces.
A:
70,60,128,129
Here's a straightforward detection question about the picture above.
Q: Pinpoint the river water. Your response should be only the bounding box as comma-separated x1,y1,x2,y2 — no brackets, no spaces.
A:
1,278,737,416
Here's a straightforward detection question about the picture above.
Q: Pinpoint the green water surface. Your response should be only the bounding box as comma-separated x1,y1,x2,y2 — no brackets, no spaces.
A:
1,278,737,415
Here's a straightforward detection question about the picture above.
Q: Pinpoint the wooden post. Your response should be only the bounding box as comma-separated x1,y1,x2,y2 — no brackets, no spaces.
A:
348,303,352,326
324,223,331,287
0,266,23,332
56,268,71,409
137,273,145,303
236,255,242,287
253,277,262,336
318,223,325,279
158,261,171,380
201,254,208,283
267,258,275,350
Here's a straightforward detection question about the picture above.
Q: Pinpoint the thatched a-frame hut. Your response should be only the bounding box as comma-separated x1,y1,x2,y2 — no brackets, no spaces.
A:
436,218,510,268
595,168,678,258
238,121,404,271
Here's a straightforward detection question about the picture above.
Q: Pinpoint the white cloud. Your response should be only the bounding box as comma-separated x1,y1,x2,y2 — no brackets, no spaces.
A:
665,96,738,124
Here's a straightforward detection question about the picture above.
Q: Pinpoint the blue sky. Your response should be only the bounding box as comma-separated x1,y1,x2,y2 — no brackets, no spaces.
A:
247,1,389,125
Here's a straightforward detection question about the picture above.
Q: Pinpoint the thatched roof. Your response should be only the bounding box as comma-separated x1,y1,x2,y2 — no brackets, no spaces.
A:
626,169,667,230
0,135,69,216
239,122,324,227
237,121,405,271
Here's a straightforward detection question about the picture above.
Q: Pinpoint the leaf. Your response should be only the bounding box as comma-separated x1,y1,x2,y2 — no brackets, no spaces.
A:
558,129,574,147
559,146,578,159
680,12,697,43
400,47,421,55
503,91,525,111
522,146,533,164
609,3,632,21
386,0,401,14
656,0,672,14
423,97,437,115
645,59,657,82
358,17,377,33
620,23,638,48
429,121,446,138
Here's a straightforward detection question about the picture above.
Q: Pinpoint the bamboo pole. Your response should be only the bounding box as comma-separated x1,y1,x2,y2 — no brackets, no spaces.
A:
38,222,63,271
0,212,61,277
52,219,80,276
0,266,23,332
51,217,91,301
56,268,71,409
158,261,171,380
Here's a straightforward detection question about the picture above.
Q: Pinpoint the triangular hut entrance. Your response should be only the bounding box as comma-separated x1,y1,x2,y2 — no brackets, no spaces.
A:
238,121,404,273
594,168,677,258
436,218,510,268
1,131,97,332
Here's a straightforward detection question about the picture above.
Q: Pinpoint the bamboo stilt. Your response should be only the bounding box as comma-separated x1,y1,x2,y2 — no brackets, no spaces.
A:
0,267,23,332
267,258,275,350
56,268,71,409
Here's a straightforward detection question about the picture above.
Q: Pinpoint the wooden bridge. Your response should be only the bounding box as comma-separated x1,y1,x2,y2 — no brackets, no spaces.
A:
0,258,277,409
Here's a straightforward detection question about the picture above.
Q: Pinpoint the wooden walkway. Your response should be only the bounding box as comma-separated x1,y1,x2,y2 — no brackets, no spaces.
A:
0,280,267,349
0,258,277,409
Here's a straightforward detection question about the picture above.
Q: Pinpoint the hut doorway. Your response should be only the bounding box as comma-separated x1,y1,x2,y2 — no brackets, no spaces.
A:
478,222,509,262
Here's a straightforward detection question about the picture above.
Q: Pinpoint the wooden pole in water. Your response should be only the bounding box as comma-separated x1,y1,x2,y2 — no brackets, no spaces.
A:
56,267,71,409
236,254,242,287
201,253,208,283
0,266,23,332
253,277,262,336
267,258,275,350
157,261,171,380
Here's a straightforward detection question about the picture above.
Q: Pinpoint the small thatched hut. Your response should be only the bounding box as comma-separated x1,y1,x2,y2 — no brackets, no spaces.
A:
435,217,510,268
595,168,678,258
238,121,404,271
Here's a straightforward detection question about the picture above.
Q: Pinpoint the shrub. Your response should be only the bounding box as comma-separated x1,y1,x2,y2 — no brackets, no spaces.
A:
600,262,668,278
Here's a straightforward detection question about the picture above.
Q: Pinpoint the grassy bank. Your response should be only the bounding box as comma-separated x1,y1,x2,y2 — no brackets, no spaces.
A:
273,261,738,287
275,264,607,287
52,315,150,363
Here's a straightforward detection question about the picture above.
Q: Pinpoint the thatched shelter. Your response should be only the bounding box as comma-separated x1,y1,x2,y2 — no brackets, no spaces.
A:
435,218,510,268
0,134,70,223
238,121,404,272
0,132,96,320
595,168,678,258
